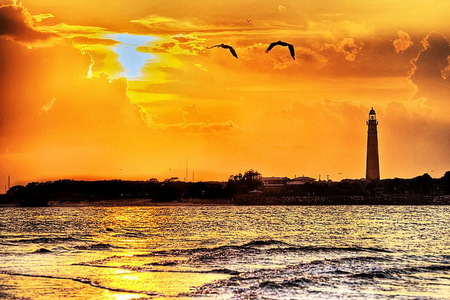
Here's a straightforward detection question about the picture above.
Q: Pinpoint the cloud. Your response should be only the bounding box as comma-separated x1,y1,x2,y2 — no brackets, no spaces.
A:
32,13,54,23
156,120,242,134
130,14,301,37
195,63,208,72
137,34,206,56
323,37,363,61
382,102,450,177
306,20,373,39
181,104,212,123
70,36,119,46
442,55,450,79
278,6,287,13
172,34,199,43
393,30,413,53
0,37,146,155
409,32,450,81
131,15,201,34
135,100,242,134
0,4,58,43
42,23,107,35
335,37,362,61
40,97,57,114
408,32,450,117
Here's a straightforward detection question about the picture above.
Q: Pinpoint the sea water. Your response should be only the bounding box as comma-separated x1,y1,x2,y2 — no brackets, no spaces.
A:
0,205,449,299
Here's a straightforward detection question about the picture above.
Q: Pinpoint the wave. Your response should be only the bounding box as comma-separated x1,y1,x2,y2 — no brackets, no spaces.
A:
242,240,291,247
73,255,121,266
259,278,313,289
209,268,240,275
267,246,392,254
352,270,400,280
74,243,121,250
309,256,392,267
332,263,450,281
406,264,450,273
139,240,392,260
0,241,18,246
12,237,79,244
32,248,53,254
145,261,178,266
115,232,148,238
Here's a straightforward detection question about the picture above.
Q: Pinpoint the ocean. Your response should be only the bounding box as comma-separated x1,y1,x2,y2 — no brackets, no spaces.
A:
0,205,449,299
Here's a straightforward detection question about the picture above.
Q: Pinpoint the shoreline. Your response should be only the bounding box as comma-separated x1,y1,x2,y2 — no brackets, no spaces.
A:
1,194,450,207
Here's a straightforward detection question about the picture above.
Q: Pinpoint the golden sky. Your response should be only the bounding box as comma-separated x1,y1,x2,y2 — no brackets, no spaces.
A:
0,0,449,187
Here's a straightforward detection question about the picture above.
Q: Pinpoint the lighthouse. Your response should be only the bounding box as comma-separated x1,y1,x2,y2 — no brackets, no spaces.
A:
366,108,380,181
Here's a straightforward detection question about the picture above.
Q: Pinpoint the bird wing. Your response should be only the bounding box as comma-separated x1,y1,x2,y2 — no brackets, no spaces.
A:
207,44,220,49
228,47,238,58
288,44,295,60
265,42,279,53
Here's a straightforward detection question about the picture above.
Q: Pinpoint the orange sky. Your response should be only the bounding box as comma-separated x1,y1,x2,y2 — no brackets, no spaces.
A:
0,0,449,188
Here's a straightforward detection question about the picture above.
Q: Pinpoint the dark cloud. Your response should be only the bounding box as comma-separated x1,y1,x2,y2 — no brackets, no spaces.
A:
409,32,450,82
382,102,450,177
0,4,58,43
408,32,450,109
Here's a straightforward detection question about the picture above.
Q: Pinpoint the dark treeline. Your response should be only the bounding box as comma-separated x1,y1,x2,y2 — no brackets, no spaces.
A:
267,172,450,197
1,170,449,206
2,179,230,206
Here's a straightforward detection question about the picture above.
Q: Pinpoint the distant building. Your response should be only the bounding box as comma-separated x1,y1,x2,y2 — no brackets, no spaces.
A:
261,177,289,187
366,107,380,181
262,176,316,188
286,176,316,185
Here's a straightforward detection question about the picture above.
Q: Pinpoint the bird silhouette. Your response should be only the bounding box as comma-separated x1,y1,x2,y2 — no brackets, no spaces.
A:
246,19,251,23
207,44,238,58
265,41,295,60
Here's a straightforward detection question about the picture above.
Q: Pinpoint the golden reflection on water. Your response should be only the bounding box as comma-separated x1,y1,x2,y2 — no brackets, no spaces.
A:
109,293,149,300
104,271,228,296
0,269,228,299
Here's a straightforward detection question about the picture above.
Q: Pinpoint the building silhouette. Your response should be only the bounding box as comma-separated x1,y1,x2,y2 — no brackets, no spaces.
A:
366,108,380,181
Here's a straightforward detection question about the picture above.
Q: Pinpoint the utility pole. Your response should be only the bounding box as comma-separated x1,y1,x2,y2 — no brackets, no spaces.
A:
186,158,188,182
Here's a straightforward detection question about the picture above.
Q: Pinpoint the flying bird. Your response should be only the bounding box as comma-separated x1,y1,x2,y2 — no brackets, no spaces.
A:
246,19,251,23
265,41,295,60
207,44,238,58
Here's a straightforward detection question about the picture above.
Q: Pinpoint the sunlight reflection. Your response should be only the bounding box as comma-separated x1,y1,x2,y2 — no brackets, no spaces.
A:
110,293,148,300
114,269,132,274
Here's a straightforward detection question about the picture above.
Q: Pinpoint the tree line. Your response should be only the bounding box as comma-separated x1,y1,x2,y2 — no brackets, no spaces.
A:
1,170,449,206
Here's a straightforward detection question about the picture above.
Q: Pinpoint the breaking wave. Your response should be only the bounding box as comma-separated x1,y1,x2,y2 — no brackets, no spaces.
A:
12,237,79,244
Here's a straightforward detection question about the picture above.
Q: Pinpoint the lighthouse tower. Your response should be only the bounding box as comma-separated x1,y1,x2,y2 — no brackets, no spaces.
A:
366,108,380,181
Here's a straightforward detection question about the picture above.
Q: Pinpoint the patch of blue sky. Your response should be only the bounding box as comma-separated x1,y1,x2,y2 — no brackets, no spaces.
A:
106,33,156,79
